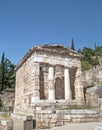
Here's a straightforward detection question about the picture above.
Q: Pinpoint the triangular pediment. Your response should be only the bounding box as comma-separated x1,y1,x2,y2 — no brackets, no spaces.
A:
40,44,75,53
16,44,82,71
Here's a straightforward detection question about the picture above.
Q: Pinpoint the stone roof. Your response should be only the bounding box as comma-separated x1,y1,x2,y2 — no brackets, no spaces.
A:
15,44,83,70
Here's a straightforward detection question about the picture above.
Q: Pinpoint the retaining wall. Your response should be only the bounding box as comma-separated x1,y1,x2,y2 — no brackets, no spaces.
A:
34,109,102,128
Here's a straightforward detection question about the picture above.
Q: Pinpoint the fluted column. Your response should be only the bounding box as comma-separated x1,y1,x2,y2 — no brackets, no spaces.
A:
48,66,55,100
64,68,71,100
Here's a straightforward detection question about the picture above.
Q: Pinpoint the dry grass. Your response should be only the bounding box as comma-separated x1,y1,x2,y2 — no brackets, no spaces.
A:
0,113,10,120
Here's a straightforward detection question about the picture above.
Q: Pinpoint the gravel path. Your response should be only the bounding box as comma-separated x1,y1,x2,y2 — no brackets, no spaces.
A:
51,122,100,130
35,122,101,130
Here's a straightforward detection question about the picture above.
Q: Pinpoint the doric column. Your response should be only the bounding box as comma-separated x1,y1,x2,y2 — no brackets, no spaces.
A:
48,66,55,100
64,68,71,100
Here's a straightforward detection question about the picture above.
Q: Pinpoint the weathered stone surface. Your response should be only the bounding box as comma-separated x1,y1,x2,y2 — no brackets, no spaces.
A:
82,65,102,106
14,44,84,115
0,119,13,130
33,109,102,128
13,119,34,130
14,44,85,128
82,65,102,87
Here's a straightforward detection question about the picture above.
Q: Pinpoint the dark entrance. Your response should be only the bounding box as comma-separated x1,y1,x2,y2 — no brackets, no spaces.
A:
55,77,64,99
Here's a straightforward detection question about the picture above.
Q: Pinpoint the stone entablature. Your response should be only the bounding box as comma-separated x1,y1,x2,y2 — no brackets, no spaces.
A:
14,44,84,115
16,44,82,71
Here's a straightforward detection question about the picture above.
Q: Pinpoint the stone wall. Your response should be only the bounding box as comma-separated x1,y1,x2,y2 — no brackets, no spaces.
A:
14,51,41,114
34,109,102,128
82,65,102,87
0,91,14,111
12,108,102,129
82,65,102,106
85,86,101,106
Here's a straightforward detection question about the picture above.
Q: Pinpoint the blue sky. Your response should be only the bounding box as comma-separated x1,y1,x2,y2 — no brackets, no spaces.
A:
0,0,102,65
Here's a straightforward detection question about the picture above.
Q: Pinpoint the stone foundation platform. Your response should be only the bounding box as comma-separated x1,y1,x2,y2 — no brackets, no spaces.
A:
34,109,102,128
12,109,102,129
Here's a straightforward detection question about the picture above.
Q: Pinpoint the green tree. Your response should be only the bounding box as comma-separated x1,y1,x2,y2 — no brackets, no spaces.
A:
81,60,92,71
78,46,100,71
0,52,5,91
0,52,15,92
94,43,97,50
77,49,82,53
92,55,99,67
5,58,16,89
71,38,75,50
95,46,102,56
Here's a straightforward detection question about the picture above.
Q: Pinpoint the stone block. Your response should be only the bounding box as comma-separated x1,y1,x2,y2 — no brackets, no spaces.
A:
64,115,71,120
12,113,33,120
13,119,34,130
56,121,64,126
72,118,82,123
36,107,41,111
0,119,13,130
51,114,57,119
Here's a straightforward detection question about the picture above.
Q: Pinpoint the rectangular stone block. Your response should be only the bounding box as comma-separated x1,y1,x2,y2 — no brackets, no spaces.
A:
14,119,34,130
56,121,64,126
12,114,33,120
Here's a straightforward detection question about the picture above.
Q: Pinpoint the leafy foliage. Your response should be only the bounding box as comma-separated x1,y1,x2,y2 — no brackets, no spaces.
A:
95,46,102,56
78,45,102,71
81,60,92,71
0,52,15,93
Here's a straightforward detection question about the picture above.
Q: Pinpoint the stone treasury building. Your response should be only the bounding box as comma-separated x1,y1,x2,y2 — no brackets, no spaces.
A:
13,44,84,129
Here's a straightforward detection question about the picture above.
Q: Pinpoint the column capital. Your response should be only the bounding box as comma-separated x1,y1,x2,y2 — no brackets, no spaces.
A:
54,64,64,67
48,64,55,68
64,66,70,69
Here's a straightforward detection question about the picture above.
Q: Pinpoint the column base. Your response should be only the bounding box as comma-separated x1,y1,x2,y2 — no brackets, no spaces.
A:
48,90,55,100
32,96,40,103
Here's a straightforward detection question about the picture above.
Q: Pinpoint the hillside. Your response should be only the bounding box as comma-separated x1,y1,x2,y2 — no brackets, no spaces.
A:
98,56,102,64
78,46,102,71
0,90,15,111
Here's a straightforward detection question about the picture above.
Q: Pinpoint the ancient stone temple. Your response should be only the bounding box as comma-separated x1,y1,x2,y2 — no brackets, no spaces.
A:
13,44,84,130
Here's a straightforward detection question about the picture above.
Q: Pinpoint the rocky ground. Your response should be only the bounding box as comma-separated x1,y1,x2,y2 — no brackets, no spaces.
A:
0,90,15,111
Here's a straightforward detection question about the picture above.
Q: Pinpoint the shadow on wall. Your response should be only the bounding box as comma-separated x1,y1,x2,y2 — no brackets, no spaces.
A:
55,77,64,99
69,67,77,100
